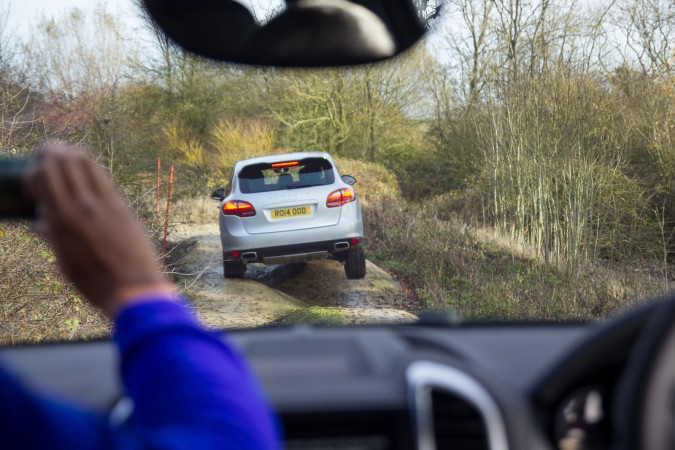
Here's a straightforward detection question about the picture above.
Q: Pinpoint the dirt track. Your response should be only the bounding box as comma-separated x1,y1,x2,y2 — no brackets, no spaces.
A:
169,223,418,328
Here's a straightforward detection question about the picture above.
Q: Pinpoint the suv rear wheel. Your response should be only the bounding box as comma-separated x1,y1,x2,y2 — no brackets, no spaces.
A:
224,260,246,278
344,246,366,279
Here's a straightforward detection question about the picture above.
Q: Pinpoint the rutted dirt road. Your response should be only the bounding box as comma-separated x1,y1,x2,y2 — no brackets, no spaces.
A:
169,223,418,328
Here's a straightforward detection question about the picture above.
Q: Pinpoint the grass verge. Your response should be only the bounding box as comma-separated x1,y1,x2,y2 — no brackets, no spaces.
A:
364,200,672,321
275,307,346,325
0,224,109,344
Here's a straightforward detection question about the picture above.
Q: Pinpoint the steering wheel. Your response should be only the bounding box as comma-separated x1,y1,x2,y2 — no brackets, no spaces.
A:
614,294,675,450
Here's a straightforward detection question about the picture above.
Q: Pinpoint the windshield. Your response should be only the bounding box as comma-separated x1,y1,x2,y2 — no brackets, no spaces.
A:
0,0,673,345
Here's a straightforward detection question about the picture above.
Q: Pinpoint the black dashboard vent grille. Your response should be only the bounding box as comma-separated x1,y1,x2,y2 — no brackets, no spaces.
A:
431,388,488,450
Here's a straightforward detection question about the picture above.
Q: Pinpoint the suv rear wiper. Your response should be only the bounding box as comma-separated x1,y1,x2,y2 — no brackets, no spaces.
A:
286,184,318,189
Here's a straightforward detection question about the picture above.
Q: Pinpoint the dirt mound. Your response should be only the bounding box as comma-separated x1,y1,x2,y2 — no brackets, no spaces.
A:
169,222,418,329
273,259,416,311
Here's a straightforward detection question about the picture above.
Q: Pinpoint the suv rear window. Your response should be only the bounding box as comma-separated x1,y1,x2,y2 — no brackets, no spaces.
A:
238,157,336,193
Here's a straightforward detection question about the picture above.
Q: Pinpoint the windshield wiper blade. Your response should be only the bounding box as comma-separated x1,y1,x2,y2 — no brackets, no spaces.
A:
286,184,317,189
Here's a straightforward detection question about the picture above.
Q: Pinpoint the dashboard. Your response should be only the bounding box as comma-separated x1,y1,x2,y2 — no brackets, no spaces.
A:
0,304,659,450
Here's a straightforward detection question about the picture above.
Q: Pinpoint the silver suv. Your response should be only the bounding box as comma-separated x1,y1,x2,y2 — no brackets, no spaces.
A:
211,152,366,279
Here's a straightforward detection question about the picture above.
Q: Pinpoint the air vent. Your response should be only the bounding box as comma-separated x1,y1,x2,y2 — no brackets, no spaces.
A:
431,388,488,450
406,361,509,450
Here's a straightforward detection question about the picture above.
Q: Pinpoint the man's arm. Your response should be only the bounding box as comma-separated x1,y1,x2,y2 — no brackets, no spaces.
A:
0,367,116,450
114,298,278,450
0,144,280,449
0,298,279,450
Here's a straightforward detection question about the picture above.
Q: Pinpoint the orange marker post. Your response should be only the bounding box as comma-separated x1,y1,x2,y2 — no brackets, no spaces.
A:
156,158,161,222
162,165,175,263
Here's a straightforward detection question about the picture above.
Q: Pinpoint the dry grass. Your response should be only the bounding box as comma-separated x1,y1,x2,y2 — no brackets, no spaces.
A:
0,224,109,345
0,183,165,345
468,225,541,263
334,158,401,207
364,200,673,321
171,196,220,226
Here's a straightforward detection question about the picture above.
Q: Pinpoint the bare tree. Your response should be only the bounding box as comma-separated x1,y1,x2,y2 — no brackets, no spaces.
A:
133,0,182,94
612,0,674,79
412,0,444,27
442,0,495,102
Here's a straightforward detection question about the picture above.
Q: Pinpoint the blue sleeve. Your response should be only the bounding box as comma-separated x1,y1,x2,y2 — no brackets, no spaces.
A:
0,368,116,450
0,298,280,450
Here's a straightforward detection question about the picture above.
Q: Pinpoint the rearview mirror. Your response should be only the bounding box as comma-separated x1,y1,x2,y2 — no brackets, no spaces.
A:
141,0,429,67
211,188,225,201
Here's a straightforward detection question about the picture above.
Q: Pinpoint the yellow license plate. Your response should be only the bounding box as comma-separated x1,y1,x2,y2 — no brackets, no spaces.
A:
271,205,311,219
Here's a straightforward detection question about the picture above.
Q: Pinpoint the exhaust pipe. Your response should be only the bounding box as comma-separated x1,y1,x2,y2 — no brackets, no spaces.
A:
334,241,350,251
241,252,257,261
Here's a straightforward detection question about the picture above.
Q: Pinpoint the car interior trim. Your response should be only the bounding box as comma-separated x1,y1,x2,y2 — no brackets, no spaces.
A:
406,360,509,450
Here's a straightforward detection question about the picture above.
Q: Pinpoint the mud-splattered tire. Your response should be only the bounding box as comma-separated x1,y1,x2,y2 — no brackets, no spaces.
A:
344,246,366,279
224,261,246,278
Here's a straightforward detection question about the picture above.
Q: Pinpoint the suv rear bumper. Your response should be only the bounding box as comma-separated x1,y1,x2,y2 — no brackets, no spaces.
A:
223,238,364,264
220,207,364,252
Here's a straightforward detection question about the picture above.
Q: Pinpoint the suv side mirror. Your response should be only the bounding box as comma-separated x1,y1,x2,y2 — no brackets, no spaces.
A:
211,188,225,201
342,175,357,185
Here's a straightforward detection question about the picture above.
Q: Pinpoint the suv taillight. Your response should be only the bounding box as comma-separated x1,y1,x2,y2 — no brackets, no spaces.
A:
326,188,355,208
223,200,256,217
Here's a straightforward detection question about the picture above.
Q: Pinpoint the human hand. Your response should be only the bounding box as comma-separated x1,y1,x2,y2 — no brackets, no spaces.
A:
23,144,174,317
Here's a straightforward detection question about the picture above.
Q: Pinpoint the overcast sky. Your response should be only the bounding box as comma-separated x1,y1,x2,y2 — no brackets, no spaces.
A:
2,0,287,37
4,0,141,37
